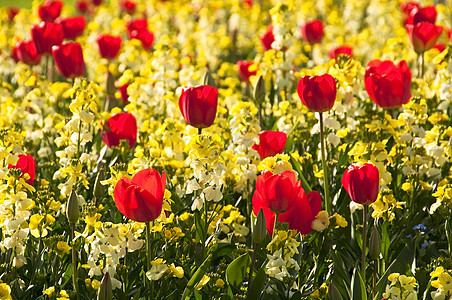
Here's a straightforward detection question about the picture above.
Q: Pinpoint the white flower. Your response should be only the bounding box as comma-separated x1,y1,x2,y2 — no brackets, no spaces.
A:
146,263,168,281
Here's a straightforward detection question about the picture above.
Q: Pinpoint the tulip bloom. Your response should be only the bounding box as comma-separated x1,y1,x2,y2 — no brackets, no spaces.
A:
252,171,321,235
114,169,166,222
237,60,257,83
301,20,324,44
38,0,63,22
126,19,148,36
130,29,154,50
8,154,36,185
364,60,412,109
52,42,85,78
260,25,274,51
120,0,136,14
406,22,443,53
118,83,130,103
297,74,336,112
179,85,218,129
252,131,287,160
96,34,122,59
329,46,353,60
31,21,64,55
407,6,437,25
58,16,86,40
342,163,379,205
400,1,420,17
7,7,19,22
102,112,137,148
14,40,41,66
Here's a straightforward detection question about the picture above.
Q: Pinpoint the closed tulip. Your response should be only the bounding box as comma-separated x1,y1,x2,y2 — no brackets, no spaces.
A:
301,20,324,44
260,25,274,51
8,154,36,185
297,74,336,112
118,83,130,103
364,60,412,108
237,60,257,83
38,0,63,22
52,42,85,78
130,29,154,50
329,46,353,60
31,21,64,55
15,40,41,66
252,131,287,160
58,16,86,40
400,1,420,17
96,34,122,59
342,163,379,205
406,6,437,25
120,0,136,14
102,112,137,148
114,169,166,222
126,19,148,36
179,85,218,129
406,22,443,53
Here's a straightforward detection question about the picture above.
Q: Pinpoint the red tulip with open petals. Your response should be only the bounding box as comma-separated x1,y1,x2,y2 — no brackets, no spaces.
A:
114,169,166,222
297,74,336,112
179,85,218,129
329,46,353,60
8,154,36,185
58,16,86,40
102,112,137,148
406,22,443,53
31,21,64,55
52,42,85,78
252,131,287,160
96,34,122,59
15,40,41,66
38,0,63,22
342,163,379,205
364,60,412,109
301,20,324,44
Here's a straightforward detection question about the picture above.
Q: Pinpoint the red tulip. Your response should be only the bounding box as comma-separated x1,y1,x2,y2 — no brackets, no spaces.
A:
130,29,154,50
93,0,103,6
447,28,452,42
342,163,379,205
301,20,324,44
297,74,336,112
96,34,122,59
14,40,42,66
120,0,136,14
400,1,420,17
114,169,166,222
7,7,19,22
406,22,443,53
57,16,86,40
252,131,287,160
75,0,90,14
179,85,218,129
8,154,36,185
52,42,85,78
38,0,63,22
31,21,64,55
364,60,412,109
118,83,130,103
433,43,445,52
237,60,257,83
329,46,353,60
126,19,148,36
252,171,321,235
406,6,437,25
102,112,137,148
260,25,274,51
12,43,20,62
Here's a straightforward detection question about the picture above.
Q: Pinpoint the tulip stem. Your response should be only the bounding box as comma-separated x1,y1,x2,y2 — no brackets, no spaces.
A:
418,52,425,78
319,112,331,215
71,223,78,299
361,205,368,284
248,243,258,289
145,221,152,300
198,128,202,135
272,212,279,239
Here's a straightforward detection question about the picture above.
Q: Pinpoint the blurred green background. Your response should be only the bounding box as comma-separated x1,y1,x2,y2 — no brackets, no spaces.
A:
0,0,74,9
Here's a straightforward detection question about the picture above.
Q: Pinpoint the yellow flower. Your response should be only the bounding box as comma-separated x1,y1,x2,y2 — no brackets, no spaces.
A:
215,279,225,288
431,267,445,278
43,286,55,296
195,275,210,290
0,283,12,300
57,241,72,254
91,279,101,290
332,213,348,228
312,211,330,231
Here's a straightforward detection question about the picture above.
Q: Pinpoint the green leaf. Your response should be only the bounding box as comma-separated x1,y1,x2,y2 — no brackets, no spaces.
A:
181,254,212,300
247,266,266,299
288,153,312,193
226,253,251,289
350,268,367,300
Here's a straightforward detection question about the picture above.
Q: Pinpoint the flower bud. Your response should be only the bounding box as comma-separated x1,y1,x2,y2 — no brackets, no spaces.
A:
97,272,113,300
328,281,343,300
94,168,105,201
67,189,80,224
369,226,381,260
253,208,267,245
253,75,265,105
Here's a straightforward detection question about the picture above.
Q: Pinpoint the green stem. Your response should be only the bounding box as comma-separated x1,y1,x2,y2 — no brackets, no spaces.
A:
362,205,368,284
419,52,425,78
198,128,202,135
319,112,331,214
248,243,258,288
272,212,280,239
71,223,78,298
145,222,152,300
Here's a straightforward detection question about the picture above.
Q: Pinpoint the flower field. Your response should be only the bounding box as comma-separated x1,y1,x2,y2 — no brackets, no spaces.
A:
1,0,452,299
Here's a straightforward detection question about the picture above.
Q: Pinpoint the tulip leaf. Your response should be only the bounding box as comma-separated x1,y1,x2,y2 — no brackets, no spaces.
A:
181,254,212,300
253,75,265,105
350,268,367,300
289,153,312,193
226,253,251,290
247,267,266,300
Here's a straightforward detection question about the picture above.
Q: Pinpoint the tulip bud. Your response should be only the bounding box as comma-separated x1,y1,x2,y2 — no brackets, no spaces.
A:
97,272,113,300
253,75,265,105
94,168,105,201
203,71,215,87
67,189,80,224
368,226,381,260
253,209,267,245
328,281,343,300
